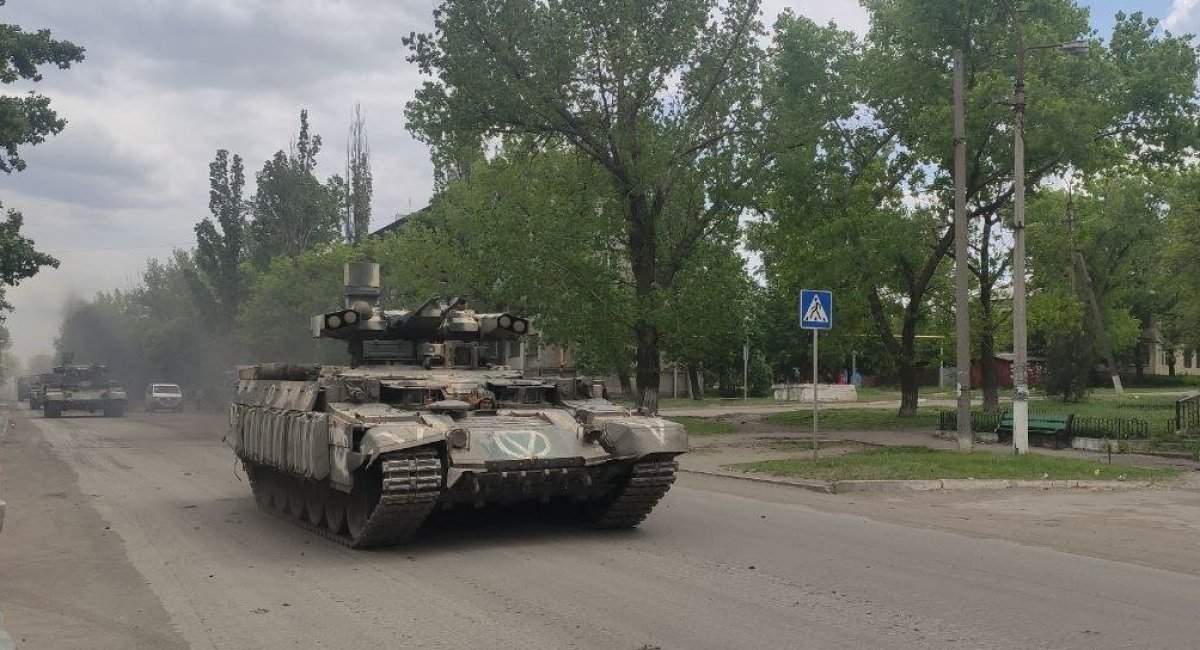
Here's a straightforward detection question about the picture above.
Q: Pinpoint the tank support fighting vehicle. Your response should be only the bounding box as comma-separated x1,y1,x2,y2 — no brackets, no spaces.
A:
227,263,688,547
41,364,127,418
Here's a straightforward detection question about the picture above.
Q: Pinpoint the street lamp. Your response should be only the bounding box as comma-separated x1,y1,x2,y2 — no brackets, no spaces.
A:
1010,26,1090,454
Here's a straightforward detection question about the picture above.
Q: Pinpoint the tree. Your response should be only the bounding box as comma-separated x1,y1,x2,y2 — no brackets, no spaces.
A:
191,149,248,321
0,7,82,313
52,252,229,397
405,0,767,412
0,204,58,312
340,103,373,243
248,110,341,267
1026,176,1153,393
236,244,360,363
1152,169,1200,358
0,2,85,174
865,3,1197,409
756,3,1199,415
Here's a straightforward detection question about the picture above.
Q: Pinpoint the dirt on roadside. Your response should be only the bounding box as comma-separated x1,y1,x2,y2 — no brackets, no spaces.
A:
0,406,186,650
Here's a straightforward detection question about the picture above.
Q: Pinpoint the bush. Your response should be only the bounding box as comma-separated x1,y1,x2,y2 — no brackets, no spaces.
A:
1042,328,1095,402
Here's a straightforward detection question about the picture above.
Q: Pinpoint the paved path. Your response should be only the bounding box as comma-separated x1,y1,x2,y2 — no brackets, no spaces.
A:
2,408,1200,649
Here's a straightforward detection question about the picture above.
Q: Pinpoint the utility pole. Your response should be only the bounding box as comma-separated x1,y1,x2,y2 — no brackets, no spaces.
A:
1011,13,1031,454
1008,1,1089,455
953,48,973,451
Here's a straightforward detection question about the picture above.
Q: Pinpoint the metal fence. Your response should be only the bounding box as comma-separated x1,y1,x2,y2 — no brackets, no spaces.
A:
938,408,1174,440
937,409,1003,433
1177,394,1200,438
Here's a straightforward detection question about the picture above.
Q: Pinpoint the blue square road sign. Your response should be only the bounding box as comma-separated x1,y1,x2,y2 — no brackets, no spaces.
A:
799,289,833,330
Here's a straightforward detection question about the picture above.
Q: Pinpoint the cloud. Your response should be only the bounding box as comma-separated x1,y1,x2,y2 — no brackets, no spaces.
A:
1165,0,1200,33
761,0,870,33
7,121,170,209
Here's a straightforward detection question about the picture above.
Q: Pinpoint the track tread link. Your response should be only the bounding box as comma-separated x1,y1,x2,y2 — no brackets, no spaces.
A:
250,448,443,549
588,459,678,528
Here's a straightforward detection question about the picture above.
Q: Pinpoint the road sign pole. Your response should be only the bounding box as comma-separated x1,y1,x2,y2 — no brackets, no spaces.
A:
812,328,819,460
799,288,832,461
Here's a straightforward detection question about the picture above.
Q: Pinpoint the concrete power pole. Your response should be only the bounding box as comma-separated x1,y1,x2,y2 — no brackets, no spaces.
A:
953,49,972,451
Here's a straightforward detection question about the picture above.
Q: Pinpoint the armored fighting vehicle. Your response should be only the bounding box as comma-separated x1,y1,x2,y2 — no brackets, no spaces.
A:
28,374,47,410
16,375,34,402
41,364,127,418
227,263,688,548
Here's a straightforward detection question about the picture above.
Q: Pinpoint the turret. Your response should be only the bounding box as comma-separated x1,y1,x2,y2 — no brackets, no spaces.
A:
313,263,531,367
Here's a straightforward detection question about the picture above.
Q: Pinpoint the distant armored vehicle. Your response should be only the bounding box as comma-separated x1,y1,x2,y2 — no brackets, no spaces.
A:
145,383,184,412
41,364,127,418
227,263,688,547
28,374,49,410
16,375,34,402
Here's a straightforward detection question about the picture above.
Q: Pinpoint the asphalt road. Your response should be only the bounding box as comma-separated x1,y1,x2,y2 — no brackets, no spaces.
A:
3,408,1200,649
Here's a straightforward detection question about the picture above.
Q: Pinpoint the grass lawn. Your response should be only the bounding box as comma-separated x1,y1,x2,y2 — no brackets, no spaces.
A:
731,446,1180,482
622,396,779,410
765,408,941,431
669,415,737,436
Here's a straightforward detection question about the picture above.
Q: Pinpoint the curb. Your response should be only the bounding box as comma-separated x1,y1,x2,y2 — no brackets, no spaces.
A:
680,468,1157,494
833,478,1156,493
679,468,834,493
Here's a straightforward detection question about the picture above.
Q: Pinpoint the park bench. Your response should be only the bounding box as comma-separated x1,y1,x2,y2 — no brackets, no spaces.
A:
995,412,1075,449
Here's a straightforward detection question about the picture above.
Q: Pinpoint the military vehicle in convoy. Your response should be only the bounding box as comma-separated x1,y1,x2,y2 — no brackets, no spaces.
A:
28,374,48,410
227,263,688,548
16,375,34,402
41,364,127,418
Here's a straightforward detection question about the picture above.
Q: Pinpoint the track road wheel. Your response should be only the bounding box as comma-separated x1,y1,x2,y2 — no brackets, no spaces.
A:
248,466,271,509
324,489,348,535
586,459,678,529
345,486,376,541
304,483,325,526
269,473,290,511
286,481,305,518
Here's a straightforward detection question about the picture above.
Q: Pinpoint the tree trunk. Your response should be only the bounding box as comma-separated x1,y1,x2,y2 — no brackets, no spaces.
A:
978,220,1000,410
635,322,661,413
626,189,661,413
899,361,920,416
898,308,921,417
979,316,999,410
617,371,633,396
687,363,703,400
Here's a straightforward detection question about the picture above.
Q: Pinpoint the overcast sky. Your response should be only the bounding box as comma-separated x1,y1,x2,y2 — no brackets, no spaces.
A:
0,0,1185,364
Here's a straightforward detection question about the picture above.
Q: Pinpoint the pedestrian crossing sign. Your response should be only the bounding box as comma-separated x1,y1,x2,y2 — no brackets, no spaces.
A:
799,290,833,330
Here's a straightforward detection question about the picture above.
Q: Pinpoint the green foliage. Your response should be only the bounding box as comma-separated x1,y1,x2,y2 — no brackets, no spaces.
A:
0,6,81,313
398,147,755,386
336,103,373,244
404,0,768,409
753,1,1198,416
54,252,225,396
733,446,1177,482
1160,168,1200,348
248,110,341,268
236,244,357,363
192,149,248,322
669,416,735,436
0,2,85,173
765,408,942,431
1042,325,1094,401
0,204,58,313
